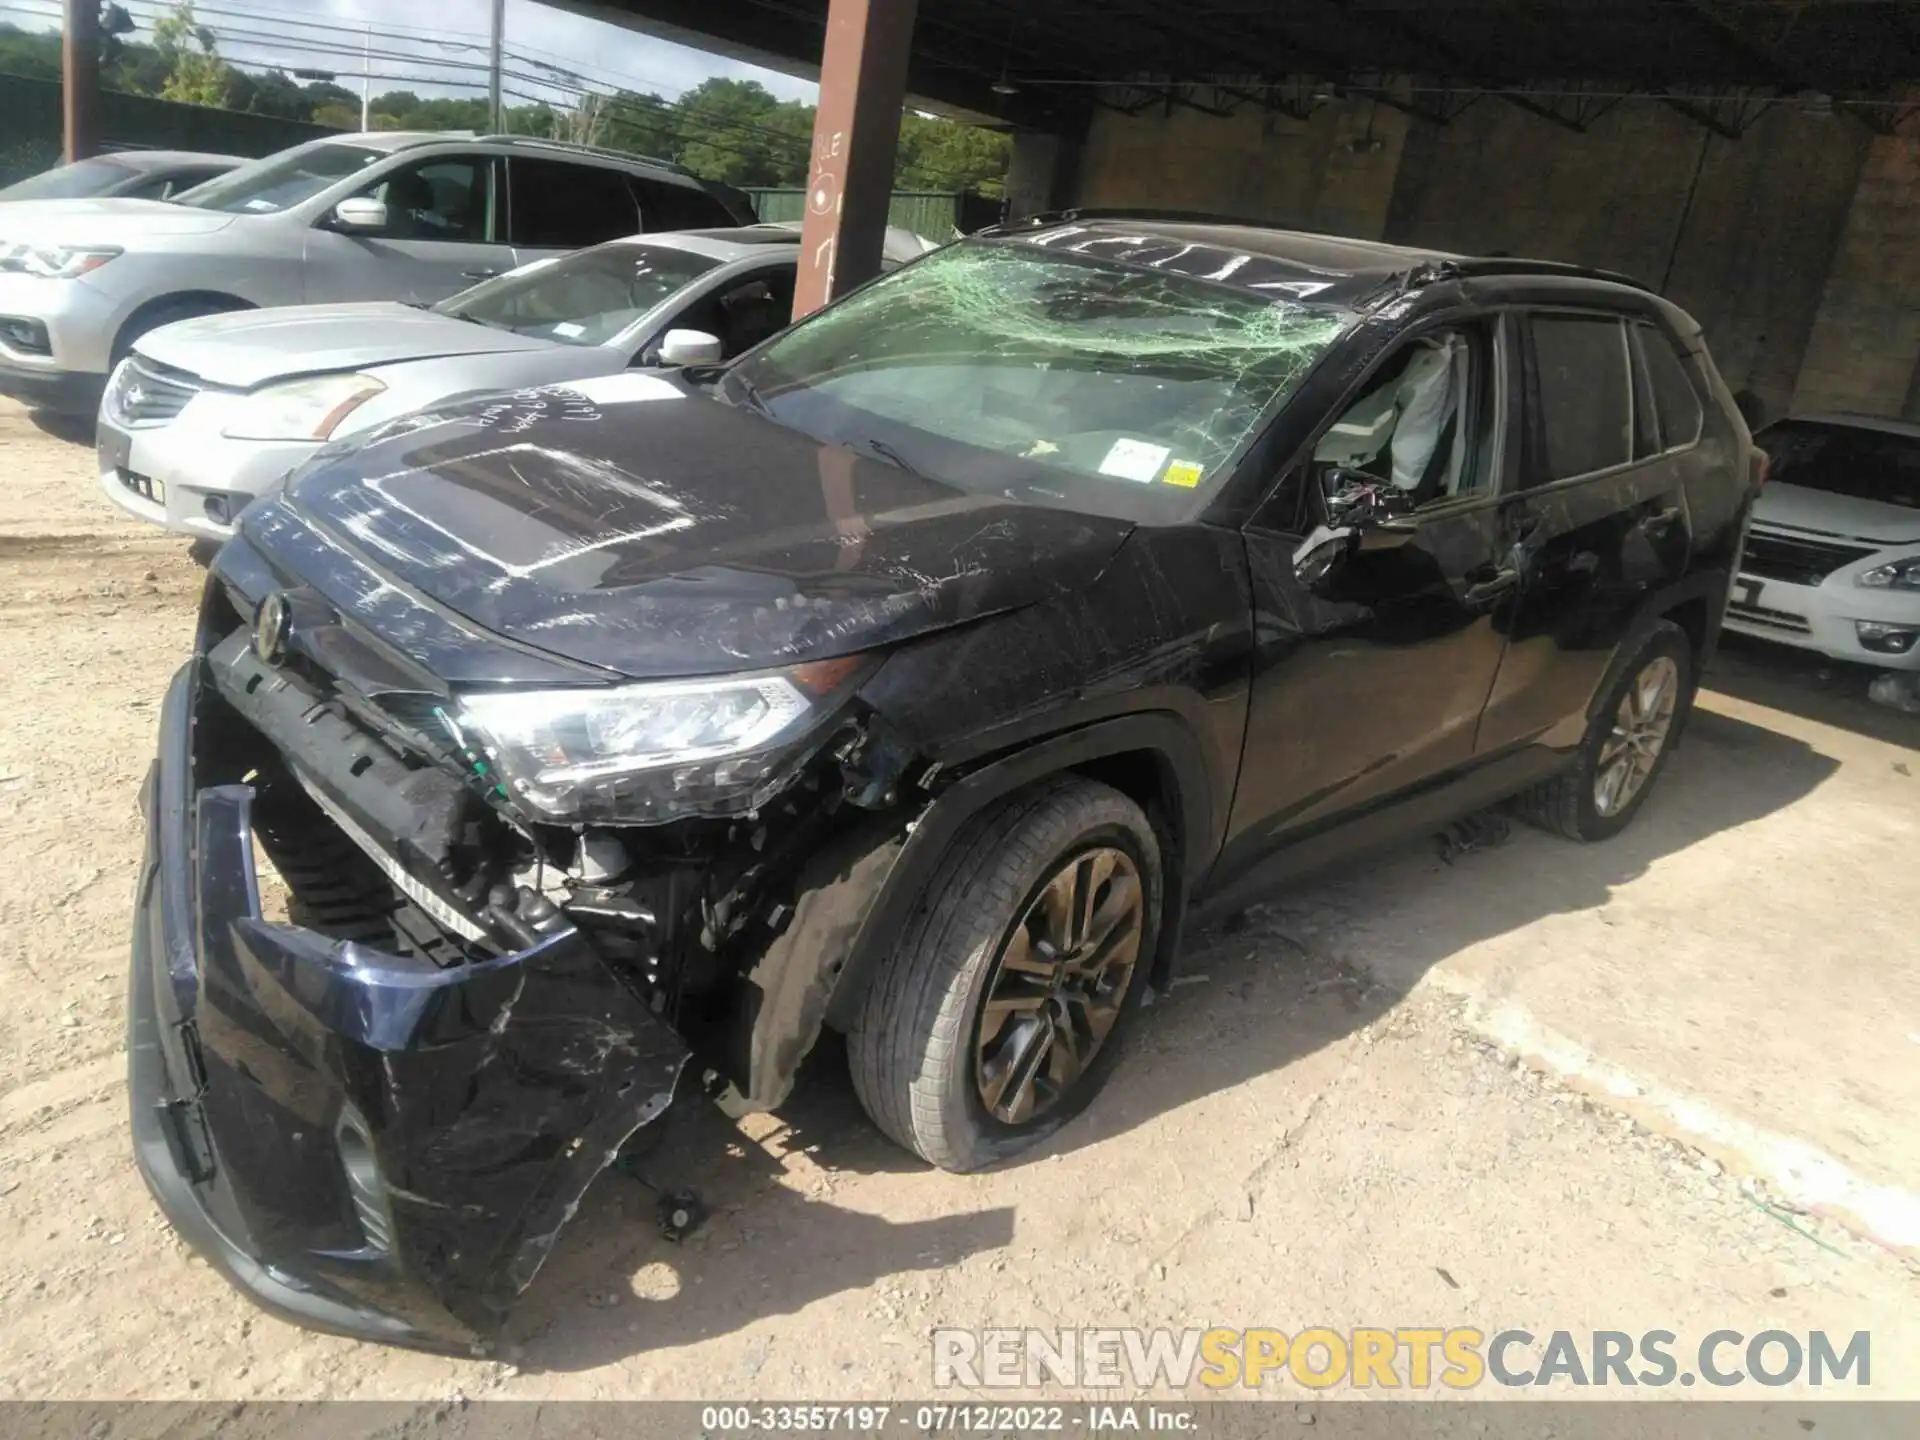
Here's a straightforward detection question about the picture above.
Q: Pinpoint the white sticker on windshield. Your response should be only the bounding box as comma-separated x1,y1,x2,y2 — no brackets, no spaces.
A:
1099,439,1172,483
550,321,586,338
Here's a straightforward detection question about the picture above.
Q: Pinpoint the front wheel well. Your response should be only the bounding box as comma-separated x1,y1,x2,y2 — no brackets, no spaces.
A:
112,291,254,364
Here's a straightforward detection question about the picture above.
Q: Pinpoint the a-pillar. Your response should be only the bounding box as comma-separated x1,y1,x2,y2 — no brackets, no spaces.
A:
793,0,918,319
63,0,101,163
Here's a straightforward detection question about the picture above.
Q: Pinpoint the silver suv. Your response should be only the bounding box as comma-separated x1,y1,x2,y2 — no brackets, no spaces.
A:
0,131,750,415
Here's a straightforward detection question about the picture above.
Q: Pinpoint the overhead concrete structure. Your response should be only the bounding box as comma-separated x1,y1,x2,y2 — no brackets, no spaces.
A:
573,1,1920,416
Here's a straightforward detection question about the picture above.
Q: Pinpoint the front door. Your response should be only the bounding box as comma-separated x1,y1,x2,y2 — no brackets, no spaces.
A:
303,154,510,305
1476,311,1695,755
1223,314,1521,872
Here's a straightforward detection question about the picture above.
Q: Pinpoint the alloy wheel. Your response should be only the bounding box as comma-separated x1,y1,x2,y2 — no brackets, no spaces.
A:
1594,654,1680,817
974,846,1145,1126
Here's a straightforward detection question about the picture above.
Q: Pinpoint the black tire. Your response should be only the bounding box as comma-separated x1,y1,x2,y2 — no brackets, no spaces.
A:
1514,620,1694,842
848,777,1163,1172
110,297,244,367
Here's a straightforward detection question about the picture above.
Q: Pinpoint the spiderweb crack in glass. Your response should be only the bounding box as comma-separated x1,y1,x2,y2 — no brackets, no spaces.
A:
740,242,1351,501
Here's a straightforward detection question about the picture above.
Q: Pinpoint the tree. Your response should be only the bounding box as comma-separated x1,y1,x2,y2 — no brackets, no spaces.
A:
152,2,232,106
671,78,813,187
896,113,1011,197
0,21,63,81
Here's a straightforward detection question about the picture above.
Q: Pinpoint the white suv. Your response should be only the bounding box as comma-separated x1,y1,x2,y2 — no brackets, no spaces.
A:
0,131,749,416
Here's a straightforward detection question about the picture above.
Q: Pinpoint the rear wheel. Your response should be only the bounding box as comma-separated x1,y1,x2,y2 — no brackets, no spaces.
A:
848,778,1162,1172
1515,620,1693,842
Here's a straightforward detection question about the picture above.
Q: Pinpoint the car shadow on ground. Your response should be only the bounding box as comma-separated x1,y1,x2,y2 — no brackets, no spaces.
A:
28,408,94,446
1707,633,1919,749
513,702,1835,1373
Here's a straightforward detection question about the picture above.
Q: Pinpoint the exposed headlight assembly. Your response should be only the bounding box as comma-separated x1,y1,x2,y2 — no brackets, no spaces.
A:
222,373,385,441
1,244,121,279
456,656,871,823
1856,556,1920,591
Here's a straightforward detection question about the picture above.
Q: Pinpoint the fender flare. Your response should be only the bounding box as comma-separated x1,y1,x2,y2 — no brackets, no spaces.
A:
1585,567,1729,727
733,713,1215,1109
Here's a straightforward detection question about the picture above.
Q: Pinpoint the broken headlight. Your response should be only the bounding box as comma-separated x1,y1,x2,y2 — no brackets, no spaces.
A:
457,657,867,823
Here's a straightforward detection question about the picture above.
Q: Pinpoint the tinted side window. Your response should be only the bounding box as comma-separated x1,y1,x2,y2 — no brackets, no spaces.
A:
1637,323,1705,449
1531,315,1632,482
634,177,738,231
510,158,641,248
360,156,495,242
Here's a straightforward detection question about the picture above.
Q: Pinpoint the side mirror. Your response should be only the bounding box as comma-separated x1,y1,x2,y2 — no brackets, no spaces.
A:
1292,522,1360,590
656,328,724,368
331,196,388,232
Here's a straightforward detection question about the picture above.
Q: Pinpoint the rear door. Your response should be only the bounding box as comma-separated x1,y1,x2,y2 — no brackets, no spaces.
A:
507,157,645,267
303,153,510,304
1476,310,1694,755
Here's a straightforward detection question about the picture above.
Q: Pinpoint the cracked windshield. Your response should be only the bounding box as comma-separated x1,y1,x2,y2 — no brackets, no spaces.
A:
730,239,1352,514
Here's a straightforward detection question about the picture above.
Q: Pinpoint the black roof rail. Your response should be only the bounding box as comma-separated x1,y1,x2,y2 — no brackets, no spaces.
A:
986,205,1286,233
1407,257,1652,293
474,134,694,178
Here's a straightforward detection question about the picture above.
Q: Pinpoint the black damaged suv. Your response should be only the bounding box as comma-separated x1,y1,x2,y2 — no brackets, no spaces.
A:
130,218,1758,1350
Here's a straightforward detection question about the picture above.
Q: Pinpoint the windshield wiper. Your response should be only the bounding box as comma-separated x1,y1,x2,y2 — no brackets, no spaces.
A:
726,372,772,417
849,436,932,481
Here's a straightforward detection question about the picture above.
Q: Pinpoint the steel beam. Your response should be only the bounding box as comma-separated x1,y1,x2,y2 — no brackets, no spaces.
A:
794,0,918,319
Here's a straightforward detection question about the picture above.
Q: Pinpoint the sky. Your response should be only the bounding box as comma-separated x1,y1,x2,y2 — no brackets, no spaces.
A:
0,0,822,107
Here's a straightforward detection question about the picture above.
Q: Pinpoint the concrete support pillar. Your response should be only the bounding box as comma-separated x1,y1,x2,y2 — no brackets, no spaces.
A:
1003,130,1083,221
62,0,101,163
793,0,918,319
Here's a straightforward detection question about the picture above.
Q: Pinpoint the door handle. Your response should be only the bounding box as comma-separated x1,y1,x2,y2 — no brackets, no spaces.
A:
461,267,501,280
1637,504,1683,531
1463,567,1520,607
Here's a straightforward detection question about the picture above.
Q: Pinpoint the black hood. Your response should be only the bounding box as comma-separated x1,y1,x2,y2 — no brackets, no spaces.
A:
274,376,1135,679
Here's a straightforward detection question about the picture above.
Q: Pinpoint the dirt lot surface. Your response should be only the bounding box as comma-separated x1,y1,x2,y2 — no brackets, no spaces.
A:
1,398,1916,1415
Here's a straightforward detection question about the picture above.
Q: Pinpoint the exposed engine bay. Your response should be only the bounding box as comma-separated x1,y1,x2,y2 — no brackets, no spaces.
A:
197,582,931,1111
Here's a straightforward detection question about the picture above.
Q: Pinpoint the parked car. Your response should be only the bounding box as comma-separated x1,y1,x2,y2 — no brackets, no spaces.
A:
0,131,750,416
0,149,243,205
129,219,1754,1351
1723,414,1920,668
96,224,937,540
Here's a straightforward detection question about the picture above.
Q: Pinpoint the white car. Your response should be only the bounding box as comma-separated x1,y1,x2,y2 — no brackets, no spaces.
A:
96,225,935,540
1725,414,1920,669
0,131,747,416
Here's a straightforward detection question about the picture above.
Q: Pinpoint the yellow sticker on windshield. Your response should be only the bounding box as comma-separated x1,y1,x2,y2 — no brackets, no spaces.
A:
1163,461,1205,488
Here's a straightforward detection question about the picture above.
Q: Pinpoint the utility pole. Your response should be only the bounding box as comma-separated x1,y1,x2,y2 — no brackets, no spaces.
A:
360,25,372,131
793,0,919,318
62,0,101,162
487,0,506,132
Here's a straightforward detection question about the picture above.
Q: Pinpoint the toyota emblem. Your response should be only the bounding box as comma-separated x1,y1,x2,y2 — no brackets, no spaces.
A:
253,591,292,666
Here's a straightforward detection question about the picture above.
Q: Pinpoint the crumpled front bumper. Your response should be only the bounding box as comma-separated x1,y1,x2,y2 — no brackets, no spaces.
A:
128,664,692,1352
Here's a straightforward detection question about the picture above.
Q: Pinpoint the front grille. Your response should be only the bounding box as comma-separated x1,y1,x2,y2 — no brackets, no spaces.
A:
1741,529,1879,586
106,357,201,426
1727,601,1812,635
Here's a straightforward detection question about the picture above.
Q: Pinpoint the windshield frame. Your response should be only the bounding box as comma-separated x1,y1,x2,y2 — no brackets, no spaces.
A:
721,236,1358,524
172,140,384,217
434,239,725,351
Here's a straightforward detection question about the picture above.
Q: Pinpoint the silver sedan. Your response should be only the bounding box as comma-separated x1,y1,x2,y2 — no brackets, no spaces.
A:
96,224,934,540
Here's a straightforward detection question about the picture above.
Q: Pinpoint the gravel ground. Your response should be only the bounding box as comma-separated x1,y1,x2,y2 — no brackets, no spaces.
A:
0,399,1913,1416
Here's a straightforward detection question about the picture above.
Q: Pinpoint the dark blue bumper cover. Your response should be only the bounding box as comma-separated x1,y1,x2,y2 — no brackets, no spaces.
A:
128,666,691,1351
